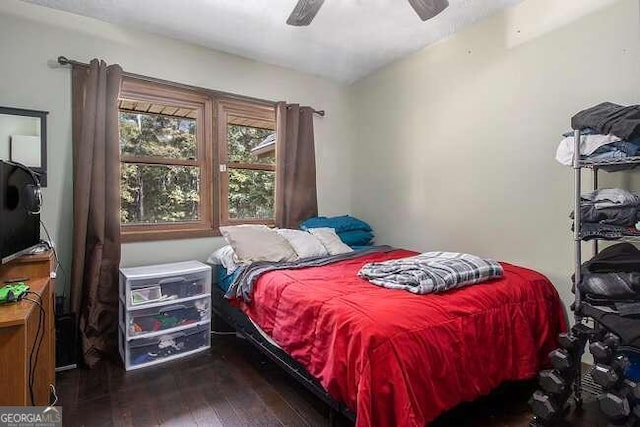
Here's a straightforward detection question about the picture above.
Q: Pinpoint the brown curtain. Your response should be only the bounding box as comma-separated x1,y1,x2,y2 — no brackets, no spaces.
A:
275,103,318,228
70,59,123,367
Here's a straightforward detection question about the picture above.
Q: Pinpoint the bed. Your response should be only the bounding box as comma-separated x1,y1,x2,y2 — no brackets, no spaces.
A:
211,247,566,427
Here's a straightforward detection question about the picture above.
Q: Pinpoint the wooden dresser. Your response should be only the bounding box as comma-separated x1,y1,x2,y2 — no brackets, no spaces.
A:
0,251,55,406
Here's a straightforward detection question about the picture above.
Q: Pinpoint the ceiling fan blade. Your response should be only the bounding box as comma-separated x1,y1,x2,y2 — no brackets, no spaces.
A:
408,0,449,21
287,0,325,26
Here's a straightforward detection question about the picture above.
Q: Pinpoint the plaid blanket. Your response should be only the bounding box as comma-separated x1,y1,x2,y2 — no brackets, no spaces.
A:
358,251,503,294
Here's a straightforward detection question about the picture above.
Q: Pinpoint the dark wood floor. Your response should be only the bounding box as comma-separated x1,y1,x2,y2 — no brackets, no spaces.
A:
57,335,608,426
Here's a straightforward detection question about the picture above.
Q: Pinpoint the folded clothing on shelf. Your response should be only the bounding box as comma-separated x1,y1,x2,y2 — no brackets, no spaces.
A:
578,222,640,241
585,243,640,273
573,205,638,227
579,271,640,299
555,126,640,170
556,131,622,165
577,243,640,299
582,188,640,209
572,189,640,227
572,102,640,141
584,142,640,169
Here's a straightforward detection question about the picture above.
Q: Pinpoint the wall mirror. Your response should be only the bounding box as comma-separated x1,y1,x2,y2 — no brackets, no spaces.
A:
0,106,48,187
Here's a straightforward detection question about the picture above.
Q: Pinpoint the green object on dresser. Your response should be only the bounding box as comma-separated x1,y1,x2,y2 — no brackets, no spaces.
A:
0,282,30,303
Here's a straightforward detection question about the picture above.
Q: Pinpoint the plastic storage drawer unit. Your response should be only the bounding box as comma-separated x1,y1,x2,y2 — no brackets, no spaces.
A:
120,261,211,310
119,324,211,370
120,296,211,337
119,261,212,370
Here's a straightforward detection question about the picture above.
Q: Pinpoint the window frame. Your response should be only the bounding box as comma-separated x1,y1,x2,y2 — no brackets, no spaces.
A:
119,77,216,242
217,99,277,227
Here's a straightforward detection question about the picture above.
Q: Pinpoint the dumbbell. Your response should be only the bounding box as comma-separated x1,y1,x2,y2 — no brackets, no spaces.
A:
558,332,580,351
593,364,624,389
539,369,568,395
599,381,639,421
592,356,630,389
530,390,563,421
590,333,622,363
530,389,572,422
550,348,573,371
599,392,631,420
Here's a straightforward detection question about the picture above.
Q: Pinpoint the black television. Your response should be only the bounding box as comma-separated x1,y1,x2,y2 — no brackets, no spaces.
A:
0,160,41,264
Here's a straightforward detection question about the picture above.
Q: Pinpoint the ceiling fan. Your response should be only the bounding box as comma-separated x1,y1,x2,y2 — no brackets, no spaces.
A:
286,0,449,26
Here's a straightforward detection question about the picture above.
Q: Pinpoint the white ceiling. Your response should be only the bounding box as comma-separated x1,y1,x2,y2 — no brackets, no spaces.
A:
21,0,523,83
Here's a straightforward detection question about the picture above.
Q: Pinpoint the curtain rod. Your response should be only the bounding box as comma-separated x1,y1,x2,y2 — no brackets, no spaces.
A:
57,56,326,117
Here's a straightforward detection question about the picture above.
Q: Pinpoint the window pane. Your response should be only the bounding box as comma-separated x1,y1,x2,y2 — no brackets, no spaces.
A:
119,110,197,159
228,124,275,165
121,164,200,224
228,169,275,220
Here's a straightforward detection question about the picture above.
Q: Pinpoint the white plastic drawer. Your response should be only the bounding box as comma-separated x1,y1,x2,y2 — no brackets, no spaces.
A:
120,296,211,338
120,323,210,370
122,270,211,309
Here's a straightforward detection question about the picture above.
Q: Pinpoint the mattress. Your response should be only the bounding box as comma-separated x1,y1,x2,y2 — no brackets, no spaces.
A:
233,249,566,427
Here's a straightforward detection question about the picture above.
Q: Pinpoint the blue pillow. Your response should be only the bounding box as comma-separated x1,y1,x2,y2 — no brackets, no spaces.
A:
338,230,374,246
300,215,372,233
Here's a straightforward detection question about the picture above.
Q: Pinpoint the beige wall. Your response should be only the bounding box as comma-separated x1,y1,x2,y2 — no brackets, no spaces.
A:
350,0,640,311
0,0,354,292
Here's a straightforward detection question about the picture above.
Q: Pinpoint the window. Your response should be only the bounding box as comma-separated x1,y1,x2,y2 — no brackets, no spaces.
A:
117,78,277,241
218,100,276,225
119,78,214,242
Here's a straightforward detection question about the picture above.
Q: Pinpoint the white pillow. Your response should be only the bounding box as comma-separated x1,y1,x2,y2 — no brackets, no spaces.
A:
206,245,240,273
308,228,353,255
219,224,298,264
276,229,329,259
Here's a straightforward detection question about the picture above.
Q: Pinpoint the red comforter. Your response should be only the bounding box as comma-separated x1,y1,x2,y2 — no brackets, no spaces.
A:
239,249,566,426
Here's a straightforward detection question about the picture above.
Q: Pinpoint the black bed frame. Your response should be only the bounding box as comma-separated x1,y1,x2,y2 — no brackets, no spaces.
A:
211,285,356,425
